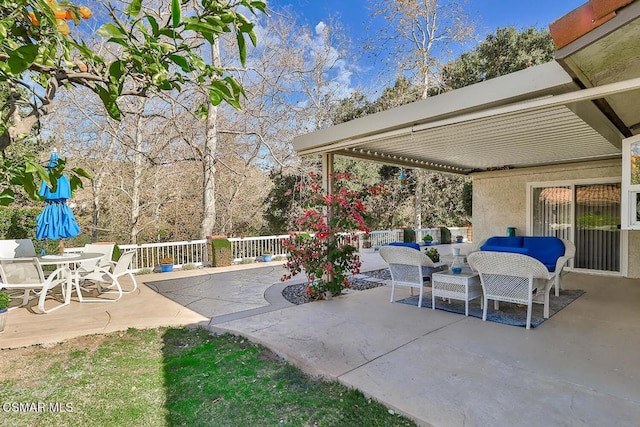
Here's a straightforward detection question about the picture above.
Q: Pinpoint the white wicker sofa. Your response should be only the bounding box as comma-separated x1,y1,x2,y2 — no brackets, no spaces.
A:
476,236,575,296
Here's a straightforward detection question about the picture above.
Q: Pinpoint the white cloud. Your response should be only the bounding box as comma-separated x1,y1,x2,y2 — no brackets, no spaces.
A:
315,21,327,35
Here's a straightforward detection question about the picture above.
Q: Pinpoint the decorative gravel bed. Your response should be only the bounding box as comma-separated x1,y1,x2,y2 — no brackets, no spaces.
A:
282,268,390,305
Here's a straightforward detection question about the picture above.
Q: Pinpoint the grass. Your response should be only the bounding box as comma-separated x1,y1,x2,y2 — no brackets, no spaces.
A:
0,327,416,427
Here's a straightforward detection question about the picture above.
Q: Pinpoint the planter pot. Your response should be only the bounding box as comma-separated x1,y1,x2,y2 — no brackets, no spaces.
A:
456,238,464,243
0,309,7,333
262,254,273,262
160,264,173,273
424,241,432,246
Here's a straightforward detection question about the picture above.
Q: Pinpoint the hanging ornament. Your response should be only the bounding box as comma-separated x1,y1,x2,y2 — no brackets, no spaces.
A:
399,169,407,188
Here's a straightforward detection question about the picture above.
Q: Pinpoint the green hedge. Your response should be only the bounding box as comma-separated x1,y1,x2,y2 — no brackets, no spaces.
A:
211,238,232,267
439,227,451,244
0,206,40,240
403,228,416,243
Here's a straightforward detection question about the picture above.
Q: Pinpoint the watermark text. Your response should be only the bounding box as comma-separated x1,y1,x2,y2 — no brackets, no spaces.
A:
2,402,74,413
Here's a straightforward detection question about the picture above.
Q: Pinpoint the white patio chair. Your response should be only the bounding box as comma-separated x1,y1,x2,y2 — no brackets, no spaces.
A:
0,258,72,313
75,243,115,281
0,239,36,258
77,251,137,302
379,245,446,307
467,251,554,330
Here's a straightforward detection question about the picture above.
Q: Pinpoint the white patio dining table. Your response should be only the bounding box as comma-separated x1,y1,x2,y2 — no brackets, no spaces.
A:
37,252,105,300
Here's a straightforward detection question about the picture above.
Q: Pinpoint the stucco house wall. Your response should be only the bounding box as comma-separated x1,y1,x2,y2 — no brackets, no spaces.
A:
472,159,640,278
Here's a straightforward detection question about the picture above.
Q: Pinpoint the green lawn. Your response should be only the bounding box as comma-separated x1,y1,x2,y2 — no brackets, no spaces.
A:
0,327,416,426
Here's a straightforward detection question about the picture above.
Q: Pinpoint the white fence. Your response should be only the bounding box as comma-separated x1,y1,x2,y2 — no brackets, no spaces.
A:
119,240,209,270
369,227,472,248
67,226,472,271
229,235,290,261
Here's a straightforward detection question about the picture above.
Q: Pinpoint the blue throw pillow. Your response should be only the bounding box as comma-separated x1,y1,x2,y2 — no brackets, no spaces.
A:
484,236,524,248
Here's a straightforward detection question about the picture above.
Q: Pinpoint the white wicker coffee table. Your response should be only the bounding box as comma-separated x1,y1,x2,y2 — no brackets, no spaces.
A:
431,271,482,316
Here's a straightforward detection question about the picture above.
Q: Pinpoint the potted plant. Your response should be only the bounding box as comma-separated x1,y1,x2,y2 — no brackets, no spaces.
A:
422,234,433,246
160,257,174,273
424,247,440,263
0,291,9,334
455,235,464,243
262,251,273,262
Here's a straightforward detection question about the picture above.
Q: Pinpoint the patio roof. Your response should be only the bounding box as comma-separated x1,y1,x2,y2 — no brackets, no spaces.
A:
293,1,640,175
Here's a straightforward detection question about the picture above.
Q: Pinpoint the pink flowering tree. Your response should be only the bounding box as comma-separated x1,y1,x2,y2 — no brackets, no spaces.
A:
282,172,383,299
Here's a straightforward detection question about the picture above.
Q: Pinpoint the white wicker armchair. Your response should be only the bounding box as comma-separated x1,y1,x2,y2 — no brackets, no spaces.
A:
467,251,554,329
379,246,446,307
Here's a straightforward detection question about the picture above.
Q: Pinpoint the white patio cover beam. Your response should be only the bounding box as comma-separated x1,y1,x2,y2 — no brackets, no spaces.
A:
294,71,640,174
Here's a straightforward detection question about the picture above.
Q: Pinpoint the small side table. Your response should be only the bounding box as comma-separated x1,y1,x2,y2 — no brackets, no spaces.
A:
431,271,482,316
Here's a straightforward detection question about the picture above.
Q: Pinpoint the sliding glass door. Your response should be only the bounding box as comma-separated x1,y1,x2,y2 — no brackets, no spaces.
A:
531,182,621,273
574,184,621,271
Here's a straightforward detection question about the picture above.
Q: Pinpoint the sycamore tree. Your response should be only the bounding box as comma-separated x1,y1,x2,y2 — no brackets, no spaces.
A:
368,0,475,229
0,0,265,205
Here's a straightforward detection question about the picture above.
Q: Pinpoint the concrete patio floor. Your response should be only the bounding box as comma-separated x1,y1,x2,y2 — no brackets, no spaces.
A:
208,266,640,426
1,248,639,426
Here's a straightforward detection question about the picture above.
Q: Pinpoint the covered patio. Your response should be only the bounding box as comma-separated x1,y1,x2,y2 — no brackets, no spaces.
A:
293,0,640,278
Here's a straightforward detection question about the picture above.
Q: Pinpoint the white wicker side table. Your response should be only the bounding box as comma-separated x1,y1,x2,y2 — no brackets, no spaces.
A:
431,271,482,316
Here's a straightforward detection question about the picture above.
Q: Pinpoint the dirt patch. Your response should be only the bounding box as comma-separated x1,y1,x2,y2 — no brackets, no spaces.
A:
0,333,109,382
258,348,281,362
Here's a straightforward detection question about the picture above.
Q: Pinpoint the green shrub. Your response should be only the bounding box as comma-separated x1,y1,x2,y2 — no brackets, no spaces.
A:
0,206,39,239
112,245,122,261
439,227,451,244
424,247,440,263
135,268,153,275
0,292,9,310
403,228,415,243
211,238,232,267
182,263,197,270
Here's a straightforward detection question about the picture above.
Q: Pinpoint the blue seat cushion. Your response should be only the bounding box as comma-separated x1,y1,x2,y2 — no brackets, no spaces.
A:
480,245,529,255
523,237,565,272
388,242,421,251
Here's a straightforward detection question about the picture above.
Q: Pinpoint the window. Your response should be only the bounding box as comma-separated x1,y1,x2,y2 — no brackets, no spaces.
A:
622,135,640,229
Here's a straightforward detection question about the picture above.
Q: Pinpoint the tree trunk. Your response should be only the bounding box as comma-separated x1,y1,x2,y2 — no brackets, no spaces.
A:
130,112,144,244
90,132,117,242
200,40,221,239
414,170,423,229
91,178,102,242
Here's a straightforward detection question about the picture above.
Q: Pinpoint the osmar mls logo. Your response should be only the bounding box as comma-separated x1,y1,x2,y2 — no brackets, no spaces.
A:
2,402,74,413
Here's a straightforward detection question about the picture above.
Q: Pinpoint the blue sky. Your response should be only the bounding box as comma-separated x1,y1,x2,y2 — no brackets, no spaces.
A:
267,0,586,37
265,0,586,96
